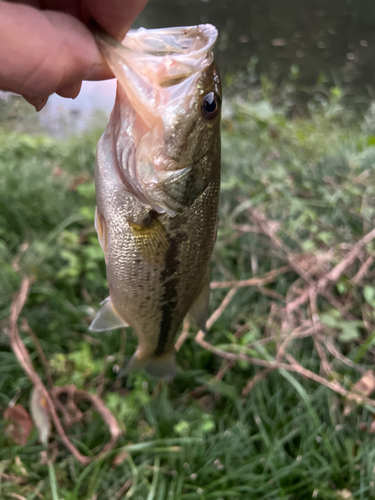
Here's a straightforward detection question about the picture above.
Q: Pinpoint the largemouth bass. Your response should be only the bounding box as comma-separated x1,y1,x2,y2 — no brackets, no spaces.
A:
90,25,221,379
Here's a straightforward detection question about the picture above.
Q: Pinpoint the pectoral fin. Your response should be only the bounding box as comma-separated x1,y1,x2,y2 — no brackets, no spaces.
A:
129,216,169,265
89,297,129,332
188,277,210,332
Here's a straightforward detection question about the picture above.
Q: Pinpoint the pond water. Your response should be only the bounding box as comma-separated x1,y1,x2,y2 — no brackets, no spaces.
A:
40,0,375,130
142,0,375,87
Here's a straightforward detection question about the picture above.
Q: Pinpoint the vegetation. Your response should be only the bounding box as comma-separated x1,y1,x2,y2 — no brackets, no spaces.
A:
1,77,375,499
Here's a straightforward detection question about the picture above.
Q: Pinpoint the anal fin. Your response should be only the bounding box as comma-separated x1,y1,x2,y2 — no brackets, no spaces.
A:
89,297,129,332
187,276,210,332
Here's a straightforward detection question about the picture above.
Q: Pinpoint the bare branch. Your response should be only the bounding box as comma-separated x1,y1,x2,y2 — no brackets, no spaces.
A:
175,317,191,352
207,287,238,330
52,386,122,456
287,228,375,314
351,252,375,285
9,278,121,465
195,330,375,409
21,319,53,389
211,265,290,289
242,369,271,396
319,334,366,374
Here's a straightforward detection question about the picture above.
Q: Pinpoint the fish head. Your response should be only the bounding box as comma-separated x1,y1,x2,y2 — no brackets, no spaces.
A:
161,59,221,171
96,24,221,215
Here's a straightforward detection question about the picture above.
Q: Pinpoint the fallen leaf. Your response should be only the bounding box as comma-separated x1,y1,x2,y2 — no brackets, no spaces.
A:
344,370,375,416
4,404,33,445
30,386,51,445
335,489,353,499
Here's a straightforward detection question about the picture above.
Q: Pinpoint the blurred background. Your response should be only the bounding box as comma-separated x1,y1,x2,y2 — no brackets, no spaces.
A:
2,1,375,499
10,0,375,135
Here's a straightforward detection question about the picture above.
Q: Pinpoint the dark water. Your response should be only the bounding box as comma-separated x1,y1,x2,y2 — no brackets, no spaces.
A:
37,0,375,131
137,0,375,89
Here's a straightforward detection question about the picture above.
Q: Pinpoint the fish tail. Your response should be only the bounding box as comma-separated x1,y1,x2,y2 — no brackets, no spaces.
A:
123,349,177,380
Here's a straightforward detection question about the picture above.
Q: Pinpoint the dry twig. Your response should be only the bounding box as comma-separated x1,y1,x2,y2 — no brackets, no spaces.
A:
207,287,238,329
242,369,271,396
175,317,191,352
226,222,262,233
195,211,375,409
286,228,375,314
276,323,316,363
115,479,132,499
7,493,28,500
318,334,366,374
9,278,121,465
21,319,53,389
195,330,375,409
215,359,236,381
248,209,370,319
210,265,290,289
351,252,375,284
309,289,332,376
52,386,122,455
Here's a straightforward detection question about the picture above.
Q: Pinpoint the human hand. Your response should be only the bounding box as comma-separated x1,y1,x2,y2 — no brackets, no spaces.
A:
0,0,148,110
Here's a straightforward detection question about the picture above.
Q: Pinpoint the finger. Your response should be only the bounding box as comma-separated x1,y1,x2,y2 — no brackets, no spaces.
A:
0,3,111,100
82,0,149,39
23,95,49,112
23,81,82,112
18,0,149,39
56,81,83,99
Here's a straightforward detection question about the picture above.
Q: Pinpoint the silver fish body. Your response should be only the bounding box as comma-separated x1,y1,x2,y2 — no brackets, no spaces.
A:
90,25,221,378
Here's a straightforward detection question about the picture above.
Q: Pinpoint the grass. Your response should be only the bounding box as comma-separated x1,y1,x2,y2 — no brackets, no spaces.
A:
1,79,375,499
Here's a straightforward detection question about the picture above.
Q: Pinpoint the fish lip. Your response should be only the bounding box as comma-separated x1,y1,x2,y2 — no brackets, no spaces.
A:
97,25,220,213
95,24,218,77
124,24,218,62
95,24,218,126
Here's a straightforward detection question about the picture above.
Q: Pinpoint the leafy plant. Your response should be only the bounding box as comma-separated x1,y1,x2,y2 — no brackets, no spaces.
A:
2,80,375,499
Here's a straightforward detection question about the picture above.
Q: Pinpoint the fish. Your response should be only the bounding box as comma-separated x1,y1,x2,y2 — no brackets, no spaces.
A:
89,24,221,379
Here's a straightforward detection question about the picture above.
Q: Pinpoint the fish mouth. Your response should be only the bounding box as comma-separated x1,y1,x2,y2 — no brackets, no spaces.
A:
96,25,217,79
95,24,219,154
125,25,217,56
125,25,217,55
95,24,217,96
95,26,219,215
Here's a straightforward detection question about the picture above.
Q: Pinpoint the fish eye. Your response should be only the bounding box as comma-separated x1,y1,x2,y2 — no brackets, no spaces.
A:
200,92,221,120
